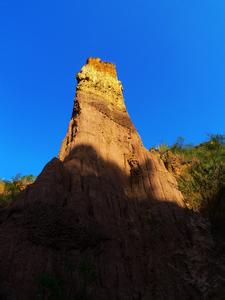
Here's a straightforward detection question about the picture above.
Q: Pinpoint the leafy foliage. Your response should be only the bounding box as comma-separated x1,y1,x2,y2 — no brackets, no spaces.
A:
0,174,35,207
156,134,225,225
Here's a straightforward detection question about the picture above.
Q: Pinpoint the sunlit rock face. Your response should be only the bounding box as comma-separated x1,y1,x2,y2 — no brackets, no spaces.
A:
77,57,125,110
0,58,216,300
59,57,184,206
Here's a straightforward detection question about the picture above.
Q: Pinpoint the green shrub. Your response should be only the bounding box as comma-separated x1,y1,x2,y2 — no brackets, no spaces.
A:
0,174,36,207
157,134,225,222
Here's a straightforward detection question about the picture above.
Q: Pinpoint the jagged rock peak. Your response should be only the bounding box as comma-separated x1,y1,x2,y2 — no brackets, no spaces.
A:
83,57,118,78
59,58,134,161
76,57,125,112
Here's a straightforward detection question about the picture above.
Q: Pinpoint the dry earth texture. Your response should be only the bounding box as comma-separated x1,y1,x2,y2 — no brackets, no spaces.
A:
0,58,222,299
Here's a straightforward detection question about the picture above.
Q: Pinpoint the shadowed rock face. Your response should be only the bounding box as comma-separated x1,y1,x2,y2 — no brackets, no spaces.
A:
0,58,217,299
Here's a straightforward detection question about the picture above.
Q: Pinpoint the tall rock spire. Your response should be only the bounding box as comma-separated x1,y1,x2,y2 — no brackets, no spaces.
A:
59,57,130,161
59,57,184,207
0,58,214,299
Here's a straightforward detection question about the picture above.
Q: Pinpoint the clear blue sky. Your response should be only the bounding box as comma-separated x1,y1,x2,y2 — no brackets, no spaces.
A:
0,0,225,179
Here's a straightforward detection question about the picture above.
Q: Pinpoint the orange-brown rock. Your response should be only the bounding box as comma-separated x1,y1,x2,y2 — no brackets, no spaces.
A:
0,181,5,194
87,57,117,77
0,58,217,299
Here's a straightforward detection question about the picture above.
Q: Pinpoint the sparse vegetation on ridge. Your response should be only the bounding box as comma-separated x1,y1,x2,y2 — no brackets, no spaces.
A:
154,134,225,229
0,174,35,207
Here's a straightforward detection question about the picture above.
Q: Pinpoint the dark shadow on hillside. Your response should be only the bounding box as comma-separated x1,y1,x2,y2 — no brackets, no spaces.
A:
0,144,220,300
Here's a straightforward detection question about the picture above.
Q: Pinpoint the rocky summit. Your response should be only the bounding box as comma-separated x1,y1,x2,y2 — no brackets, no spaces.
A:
0,58,218,299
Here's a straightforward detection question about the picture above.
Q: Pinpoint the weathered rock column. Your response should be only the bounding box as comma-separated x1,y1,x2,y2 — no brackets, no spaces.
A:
0,58,213,300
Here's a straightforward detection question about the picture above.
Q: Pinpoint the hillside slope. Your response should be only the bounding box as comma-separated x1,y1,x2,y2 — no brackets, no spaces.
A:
0,58,219,299
156,136,225,226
